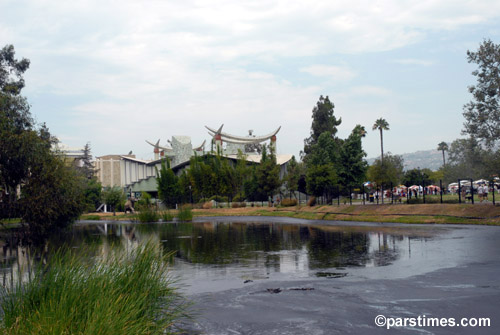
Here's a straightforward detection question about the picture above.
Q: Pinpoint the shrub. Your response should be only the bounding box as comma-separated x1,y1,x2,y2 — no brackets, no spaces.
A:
239,202,247,208
307,196,316,207
177,205,193,222
231,202,240,208
208,195,228,203
232,194,245,202
160,210,175,221
202,201,212,209
136,205,159,223
281,199,297,207
0,243,188,335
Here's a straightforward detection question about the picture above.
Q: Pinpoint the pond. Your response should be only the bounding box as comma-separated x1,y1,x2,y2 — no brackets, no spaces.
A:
0,217,476,294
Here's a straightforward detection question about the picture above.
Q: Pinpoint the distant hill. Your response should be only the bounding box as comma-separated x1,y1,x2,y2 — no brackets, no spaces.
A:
366,148,446,171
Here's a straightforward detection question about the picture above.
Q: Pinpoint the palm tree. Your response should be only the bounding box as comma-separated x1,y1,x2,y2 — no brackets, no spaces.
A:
372,118,390,163
437,141,448,166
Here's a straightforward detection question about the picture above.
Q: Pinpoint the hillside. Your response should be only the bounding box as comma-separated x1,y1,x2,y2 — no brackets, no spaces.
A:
367,148,446,171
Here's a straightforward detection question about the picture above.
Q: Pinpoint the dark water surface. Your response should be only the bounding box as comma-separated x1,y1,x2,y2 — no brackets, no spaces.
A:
0,217,486,294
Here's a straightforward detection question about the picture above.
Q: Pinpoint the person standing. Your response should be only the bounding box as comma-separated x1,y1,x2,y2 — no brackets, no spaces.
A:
478,184,484,202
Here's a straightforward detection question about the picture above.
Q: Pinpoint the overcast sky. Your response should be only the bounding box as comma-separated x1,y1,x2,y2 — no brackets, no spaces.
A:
2,0,500,160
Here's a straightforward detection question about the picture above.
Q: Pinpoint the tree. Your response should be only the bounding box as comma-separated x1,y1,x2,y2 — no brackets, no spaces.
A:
367,153,404,188
372,118,389,163
462,39,500,147
102,186,125,216
1,45,86,233
403,168,433,186
338,125,368,187
78,142,95,179
156,158,180,208
255,145,281,201
19,149,86,235
306,164,337,198
283,156,301,198
302,95,341,160
437,141,449,166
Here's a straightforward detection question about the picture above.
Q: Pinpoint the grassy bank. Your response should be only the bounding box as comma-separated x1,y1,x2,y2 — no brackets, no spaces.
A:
0,243,188,335
80,203,500,225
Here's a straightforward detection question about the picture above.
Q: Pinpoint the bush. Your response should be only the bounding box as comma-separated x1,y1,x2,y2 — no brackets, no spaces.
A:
160,210,175,221
307,196,316,207
239,202,247,208
231,202,240,208
0,243,188,335
208,195,228,203
177,205,193,222
281,199,298,207
136,205,159,223
232,194,245,202
202,201,212,209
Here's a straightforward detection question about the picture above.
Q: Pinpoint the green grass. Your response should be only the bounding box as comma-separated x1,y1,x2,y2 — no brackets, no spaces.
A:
135,205,160,223
79,214,101,220
177,205,193,222
0,243,189,335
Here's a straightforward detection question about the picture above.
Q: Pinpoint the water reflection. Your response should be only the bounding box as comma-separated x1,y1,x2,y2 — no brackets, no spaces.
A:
0,221,440,292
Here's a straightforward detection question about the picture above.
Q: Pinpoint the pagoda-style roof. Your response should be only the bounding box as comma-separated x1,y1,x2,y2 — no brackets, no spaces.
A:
205,124,280,144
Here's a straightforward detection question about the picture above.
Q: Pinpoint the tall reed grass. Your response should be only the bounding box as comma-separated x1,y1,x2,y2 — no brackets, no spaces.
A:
0,243,189,335
177,205,193,222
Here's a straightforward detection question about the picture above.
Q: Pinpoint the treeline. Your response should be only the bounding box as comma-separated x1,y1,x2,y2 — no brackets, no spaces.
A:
0,45,100,237
437,39,500,183
156,146,282,206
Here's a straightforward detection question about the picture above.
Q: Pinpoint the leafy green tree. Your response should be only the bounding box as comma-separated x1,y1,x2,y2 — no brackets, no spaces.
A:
82,177,102,212
102,186,125,216
256,145,281,201
1,45,86,233
437,142,449,166
19,149,86,235
302,95,341,161
306,164,337,197
367,153,404,188
156,158,180,208
306,132,341,167
372,118,389,163
283,156,301,198
462,39,500,147
403,168,433,186
338,125,368,187
442,137,499,182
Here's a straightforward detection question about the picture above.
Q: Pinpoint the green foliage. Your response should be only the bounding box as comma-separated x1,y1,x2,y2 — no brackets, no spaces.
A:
306,164,337,197
102,187,125,215
161,210,175,221
156,158,180,208
255,145,281,200
437,141,449,166
372,118,390,162
1,45,86,235
462,39,500,147
0,243,188,335
19,151,86,235
302,95,342,160
338,125,368,187
283,156,301,196
443,137,500,182
82,177,102,212
136,206,159,223
177,205,193,222
403,168,433,186
367,153,404,188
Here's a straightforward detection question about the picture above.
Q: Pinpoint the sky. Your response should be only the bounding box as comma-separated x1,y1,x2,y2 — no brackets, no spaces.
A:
2,0,500,160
